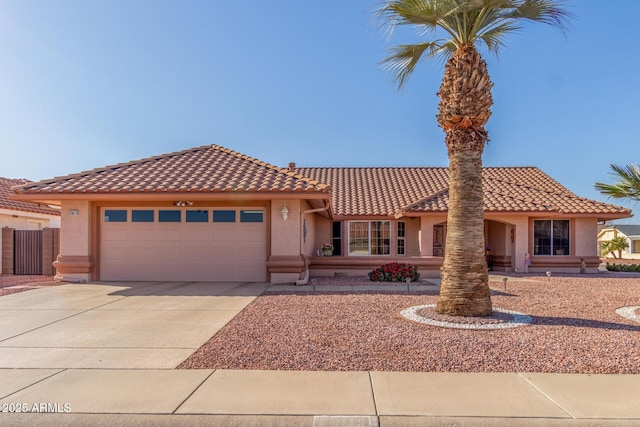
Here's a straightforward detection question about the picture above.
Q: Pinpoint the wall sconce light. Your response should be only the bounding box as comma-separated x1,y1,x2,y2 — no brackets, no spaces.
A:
281,204,289,221
173,201,193,207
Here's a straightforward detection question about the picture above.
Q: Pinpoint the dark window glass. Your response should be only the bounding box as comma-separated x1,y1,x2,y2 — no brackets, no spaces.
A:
371,221,390,255
186,210,208,222
132,210,154,222
397,239,406,256
104,210,127,222
213,210,236,223
534,220,552,255
397,221,406,255
332,221,342,256
159,210,181,222
240,210,263,223
397,221,406,238
553,220,570,255
349,221,369,255
534,220,569,255
349,221,390,255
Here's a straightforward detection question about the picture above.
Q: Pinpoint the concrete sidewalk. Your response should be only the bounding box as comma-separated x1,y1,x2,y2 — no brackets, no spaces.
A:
1,368,639,426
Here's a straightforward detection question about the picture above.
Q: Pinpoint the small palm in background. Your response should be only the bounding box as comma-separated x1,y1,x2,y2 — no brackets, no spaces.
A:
600,236,630,259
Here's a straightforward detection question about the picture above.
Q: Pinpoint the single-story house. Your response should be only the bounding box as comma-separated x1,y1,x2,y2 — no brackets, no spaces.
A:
1,177,61,274
11,145,632,283
597,225,640,259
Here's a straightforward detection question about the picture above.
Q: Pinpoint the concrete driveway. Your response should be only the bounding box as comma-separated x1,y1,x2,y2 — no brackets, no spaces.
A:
0,281,268,369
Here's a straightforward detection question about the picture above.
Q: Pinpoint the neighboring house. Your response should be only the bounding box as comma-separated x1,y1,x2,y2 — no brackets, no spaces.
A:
597,225,640,260
1,177,61,274
11,145,632,283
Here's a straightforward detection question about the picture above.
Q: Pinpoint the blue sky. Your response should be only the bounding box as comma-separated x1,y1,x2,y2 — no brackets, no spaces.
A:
0,1,638,218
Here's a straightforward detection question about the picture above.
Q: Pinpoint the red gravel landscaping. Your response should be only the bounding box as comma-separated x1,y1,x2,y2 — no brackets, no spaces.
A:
0,274,59,296
179,274,640,374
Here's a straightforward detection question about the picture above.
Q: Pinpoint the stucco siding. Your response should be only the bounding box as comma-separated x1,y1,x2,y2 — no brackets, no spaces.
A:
0,212,50,230
301,200,320,257
270,200,301,256
575,218,598,257
405,217,421,256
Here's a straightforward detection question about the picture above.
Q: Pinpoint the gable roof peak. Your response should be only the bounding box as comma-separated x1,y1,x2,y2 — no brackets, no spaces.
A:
14,144,330,195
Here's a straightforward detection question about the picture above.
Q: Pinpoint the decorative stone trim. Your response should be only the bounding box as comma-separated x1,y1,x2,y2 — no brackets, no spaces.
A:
615,306,640,323
52,255,94,274
401,304,533,330
267,255,306,273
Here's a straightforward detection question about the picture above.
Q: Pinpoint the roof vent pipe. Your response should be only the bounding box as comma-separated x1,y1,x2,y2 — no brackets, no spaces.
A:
288,162,296,172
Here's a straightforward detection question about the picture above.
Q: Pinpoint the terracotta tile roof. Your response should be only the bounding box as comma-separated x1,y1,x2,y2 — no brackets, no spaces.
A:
10,143,630,220
0,177,61,216
296,167,450,216
13,145,330,195
296,167,631,218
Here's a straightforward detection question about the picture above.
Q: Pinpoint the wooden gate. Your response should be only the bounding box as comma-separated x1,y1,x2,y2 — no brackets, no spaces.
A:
14,230,43,275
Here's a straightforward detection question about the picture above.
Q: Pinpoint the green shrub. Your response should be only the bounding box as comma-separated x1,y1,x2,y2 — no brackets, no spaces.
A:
606,263,640,272
368,262,420,282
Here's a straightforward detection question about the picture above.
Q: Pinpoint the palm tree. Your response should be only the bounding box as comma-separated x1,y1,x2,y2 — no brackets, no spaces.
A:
601,236,629,259
377,0,570,316
595,164,640,202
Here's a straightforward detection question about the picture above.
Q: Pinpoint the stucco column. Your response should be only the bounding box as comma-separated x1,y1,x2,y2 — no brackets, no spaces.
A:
53,200,93,283
510,216,529,273
574,218,601,272
41,228,59,276
267,199,305,283
1,227,14,274
574,218,598,257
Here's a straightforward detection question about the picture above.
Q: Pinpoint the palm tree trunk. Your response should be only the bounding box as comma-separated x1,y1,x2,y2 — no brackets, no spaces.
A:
435,43,493,317
436,148,492,316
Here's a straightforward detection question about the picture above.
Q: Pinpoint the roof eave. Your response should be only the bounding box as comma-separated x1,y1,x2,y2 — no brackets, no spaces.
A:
0,207,61,217
394,209,633,220
10,191,331,204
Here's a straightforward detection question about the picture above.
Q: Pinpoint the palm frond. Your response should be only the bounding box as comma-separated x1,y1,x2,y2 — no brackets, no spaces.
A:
594,164,640,201
377,0,457,26
478,21,521,55
380,41,443,89
507,0,572,34
376,0,572,88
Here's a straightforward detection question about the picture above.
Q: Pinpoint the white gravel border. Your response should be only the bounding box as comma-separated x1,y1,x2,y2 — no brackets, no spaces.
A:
401,304,533,330
615,306,640,323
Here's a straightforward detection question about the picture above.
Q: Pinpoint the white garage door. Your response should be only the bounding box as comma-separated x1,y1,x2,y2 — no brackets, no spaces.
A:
100,208,267,282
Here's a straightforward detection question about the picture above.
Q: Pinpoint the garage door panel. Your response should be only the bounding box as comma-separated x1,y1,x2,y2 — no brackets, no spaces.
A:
211,228,239,240
127,228,156,241
183,248,212,262
155,246,179,260
209,266,238,282
157,228,183,241
240,247,266,260
237,226,265,238
101,208,266,282
105,241,158,258
210,246,237,258
101,228,132,241
181,263,210,278
125,242,158,260
182,228,210,241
